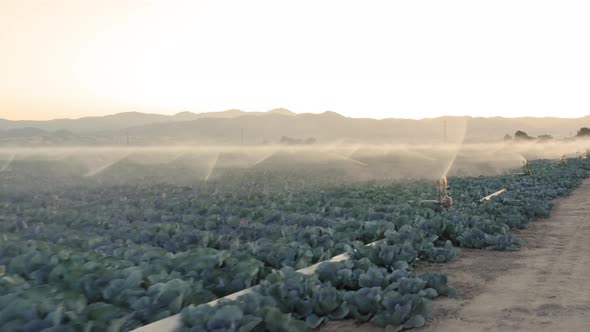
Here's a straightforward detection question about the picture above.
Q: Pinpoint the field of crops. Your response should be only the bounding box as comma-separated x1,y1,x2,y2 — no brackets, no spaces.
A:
1,157,588,331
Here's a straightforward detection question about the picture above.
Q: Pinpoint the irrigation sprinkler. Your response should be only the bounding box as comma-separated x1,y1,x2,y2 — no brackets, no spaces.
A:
483,158,531,202
419,155,528,207
508,158,532,176
436,176,453,208
522,159,533,176
560,154,568,166
558,151,588,166
410,176,454,209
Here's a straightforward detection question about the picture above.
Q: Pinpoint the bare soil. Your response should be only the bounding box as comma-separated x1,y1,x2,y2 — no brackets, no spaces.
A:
321,179,590,332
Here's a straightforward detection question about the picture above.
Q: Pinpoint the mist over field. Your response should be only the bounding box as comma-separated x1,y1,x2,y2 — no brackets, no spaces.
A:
2,109,590,191
1,140,589,193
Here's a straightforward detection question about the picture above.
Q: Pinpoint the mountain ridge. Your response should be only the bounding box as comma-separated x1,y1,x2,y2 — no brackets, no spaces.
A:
1,109,590,145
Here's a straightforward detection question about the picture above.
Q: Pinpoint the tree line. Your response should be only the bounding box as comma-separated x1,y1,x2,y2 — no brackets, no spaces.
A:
504,127,590,141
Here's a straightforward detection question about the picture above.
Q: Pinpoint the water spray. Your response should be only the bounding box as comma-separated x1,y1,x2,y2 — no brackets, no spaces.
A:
329,152,369,166
322,143,368,167
252,151,275,167
411,176,453,209
204,153,220,182
0,154,15,173
84,154,128,177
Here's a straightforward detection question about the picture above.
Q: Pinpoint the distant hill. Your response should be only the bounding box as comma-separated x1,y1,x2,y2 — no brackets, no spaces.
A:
0,108,298,133
0,127,91,145
1,109,589,146
122,112,590,145
0,112,171,133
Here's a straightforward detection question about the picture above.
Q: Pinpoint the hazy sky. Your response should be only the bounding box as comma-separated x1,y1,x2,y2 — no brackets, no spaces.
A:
1,0,590,120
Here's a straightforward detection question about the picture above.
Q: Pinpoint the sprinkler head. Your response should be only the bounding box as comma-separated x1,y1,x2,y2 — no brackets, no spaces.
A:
440,194,453,209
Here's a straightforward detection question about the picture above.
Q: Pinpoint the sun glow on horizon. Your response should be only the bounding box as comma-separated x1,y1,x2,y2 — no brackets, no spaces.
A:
2,0,590,121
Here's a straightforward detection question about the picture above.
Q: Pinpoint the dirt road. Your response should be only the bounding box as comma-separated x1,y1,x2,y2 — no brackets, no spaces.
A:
322,179,590,332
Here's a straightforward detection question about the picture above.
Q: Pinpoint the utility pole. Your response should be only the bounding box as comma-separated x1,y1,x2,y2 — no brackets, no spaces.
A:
126,131,130,145
443,120,447,144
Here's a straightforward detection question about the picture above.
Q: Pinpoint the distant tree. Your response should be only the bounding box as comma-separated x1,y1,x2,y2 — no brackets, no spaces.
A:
537,134,553,141
304,137,317,145
577,127,590,137
514,130,534,140
504,134,512,141
280,136,297,145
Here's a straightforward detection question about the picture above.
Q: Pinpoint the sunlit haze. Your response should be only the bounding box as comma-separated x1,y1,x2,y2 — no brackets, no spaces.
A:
1,0,590,120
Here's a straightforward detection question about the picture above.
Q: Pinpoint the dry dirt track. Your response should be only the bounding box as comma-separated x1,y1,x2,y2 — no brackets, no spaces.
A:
322,179,590,332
